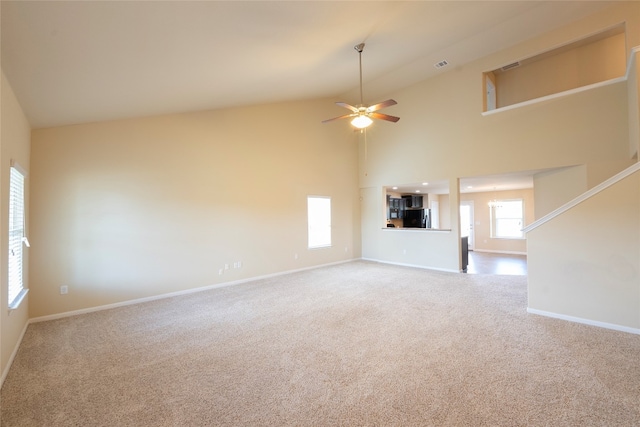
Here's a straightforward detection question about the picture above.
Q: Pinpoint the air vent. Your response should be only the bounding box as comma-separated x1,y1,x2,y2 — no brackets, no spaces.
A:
434,60,449,69
501,61,521,71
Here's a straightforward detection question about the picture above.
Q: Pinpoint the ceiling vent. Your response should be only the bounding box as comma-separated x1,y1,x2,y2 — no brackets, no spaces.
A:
501,61,521,71
434,60,449,69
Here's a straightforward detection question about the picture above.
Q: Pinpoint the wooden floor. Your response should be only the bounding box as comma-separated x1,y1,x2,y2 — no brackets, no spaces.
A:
466,251,527,275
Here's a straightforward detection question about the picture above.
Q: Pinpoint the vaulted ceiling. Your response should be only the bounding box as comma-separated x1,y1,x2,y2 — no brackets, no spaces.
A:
1,1,618,129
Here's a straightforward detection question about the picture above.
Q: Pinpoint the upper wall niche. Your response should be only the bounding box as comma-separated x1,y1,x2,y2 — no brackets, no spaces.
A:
483,24,627,112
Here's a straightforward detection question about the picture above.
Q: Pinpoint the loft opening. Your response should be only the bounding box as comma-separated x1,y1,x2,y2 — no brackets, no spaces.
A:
483,23,626,112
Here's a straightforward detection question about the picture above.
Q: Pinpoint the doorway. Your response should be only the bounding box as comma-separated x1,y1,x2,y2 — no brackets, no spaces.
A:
460,201,474,250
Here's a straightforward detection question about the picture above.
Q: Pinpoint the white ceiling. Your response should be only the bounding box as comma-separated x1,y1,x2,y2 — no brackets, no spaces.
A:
1,1,620,130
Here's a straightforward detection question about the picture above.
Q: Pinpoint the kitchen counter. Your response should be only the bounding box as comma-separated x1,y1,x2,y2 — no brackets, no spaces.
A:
383,227,451,232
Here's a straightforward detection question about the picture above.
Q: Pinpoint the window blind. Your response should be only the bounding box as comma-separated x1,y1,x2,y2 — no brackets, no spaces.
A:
8,165,27,308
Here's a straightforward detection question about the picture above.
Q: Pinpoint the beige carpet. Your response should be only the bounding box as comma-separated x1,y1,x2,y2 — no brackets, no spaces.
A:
2,261,639,426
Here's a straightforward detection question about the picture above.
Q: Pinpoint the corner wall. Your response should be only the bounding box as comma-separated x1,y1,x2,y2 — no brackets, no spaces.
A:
1,71,31,382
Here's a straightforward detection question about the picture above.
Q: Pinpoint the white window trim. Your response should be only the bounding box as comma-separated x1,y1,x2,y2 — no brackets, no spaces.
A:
8,160,29,310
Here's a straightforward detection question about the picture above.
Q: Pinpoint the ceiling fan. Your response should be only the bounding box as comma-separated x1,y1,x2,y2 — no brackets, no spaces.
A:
322,43,400,129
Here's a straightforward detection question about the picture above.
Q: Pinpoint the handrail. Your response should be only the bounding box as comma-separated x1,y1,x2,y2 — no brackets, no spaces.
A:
523,161,640,233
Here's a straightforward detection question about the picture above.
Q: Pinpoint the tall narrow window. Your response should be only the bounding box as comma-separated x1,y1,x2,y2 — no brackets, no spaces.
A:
9,164,28,309
490,199,524,239
307,196,331,249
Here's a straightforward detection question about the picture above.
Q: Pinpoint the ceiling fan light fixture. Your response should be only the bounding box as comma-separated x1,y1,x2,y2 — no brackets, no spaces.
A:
322,42,399,127
351,115,373,129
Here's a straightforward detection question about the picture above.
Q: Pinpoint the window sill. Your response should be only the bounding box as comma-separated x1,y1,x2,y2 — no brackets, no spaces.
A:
8,288,29,310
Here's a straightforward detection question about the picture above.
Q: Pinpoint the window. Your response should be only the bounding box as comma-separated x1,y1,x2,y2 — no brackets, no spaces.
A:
490,199,524,239
307,196,331,248
8,164,28,309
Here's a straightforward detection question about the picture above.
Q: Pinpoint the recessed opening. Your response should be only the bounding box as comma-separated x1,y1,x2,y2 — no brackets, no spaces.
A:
483,24,626,112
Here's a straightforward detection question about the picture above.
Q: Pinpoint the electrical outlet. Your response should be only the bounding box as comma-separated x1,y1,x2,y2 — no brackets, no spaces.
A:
218,269,224,275
294,253,298,260
60,285,68,295
224,263,229,270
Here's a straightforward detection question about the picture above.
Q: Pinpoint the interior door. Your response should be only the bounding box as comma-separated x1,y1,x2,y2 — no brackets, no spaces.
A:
460,201,475,250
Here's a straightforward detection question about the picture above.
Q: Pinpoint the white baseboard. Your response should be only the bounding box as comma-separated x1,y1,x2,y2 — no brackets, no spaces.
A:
1,320,30,389
29,258,356,324
527,308,640,335
361,257,460,273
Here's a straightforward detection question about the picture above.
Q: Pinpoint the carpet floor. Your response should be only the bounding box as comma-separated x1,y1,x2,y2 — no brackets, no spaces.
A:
2,260,639,426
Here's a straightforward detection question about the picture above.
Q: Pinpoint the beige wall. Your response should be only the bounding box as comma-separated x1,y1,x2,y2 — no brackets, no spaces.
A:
533,166,587,218
527,170,640,330
437,194,451,230
30,99,360,318
1,72,31,380
360,2,639,271
495,31,626,108
517,9,640,332
629,48,640,159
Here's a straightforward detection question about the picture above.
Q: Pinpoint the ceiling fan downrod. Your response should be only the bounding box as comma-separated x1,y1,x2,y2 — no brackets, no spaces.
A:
355,43,365,106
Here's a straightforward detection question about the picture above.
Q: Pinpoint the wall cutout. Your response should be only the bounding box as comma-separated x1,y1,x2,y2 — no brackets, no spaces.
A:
483,24,626,112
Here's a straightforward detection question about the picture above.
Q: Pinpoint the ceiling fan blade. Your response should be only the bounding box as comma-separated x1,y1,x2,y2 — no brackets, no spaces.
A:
322,113,357,123
336,102,359,113
367,99,397,112
370,112,400,123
